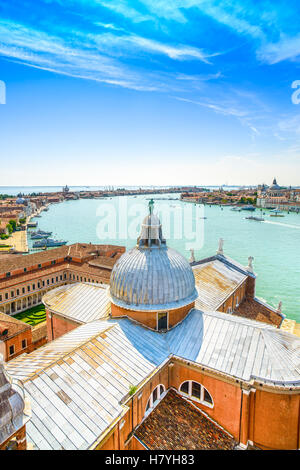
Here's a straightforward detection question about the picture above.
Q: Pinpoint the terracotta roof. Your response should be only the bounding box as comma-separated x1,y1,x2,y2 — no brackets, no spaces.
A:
68,262,112,280
233,297,282,327
88,255,121,269
0,311,31,340
0,243,125,273
134,389,237,450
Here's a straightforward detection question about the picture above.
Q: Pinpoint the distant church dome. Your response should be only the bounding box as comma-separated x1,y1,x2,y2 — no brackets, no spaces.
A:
270,177,281,190
110,200,198,312
16,197,25,204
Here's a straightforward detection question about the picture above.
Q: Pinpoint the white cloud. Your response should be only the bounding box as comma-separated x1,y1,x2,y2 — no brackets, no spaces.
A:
0,19,217,93
258,34,300,64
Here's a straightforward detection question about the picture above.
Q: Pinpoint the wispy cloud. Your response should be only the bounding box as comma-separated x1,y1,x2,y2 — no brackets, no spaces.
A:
90,32,216,62
0,19,216,92
258,34,300,64
96,0,154,23
0,20,153,91
173,96,249,118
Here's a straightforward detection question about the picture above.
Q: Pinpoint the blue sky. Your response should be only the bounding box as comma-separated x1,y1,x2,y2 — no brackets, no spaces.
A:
0,0,300,186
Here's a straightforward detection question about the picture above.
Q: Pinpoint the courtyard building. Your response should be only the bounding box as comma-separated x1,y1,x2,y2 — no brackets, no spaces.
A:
2,203,299,451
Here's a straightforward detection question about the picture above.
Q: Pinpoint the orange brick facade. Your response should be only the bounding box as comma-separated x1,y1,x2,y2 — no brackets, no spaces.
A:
4,328,32,361
219,282,246,313
111,302,195,330
92,358,300,451
46,310,80,341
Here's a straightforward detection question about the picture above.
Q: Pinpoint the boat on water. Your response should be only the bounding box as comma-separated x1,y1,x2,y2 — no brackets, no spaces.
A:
241,205,256,211
246,216,265,222
231,207,242,212
270,209,284,217
30,230,52,239
33,238,67,248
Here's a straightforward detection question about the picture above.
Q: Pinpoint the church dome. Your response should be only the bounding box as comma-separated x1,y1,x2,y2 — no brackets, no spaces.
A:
16,197,25,204
110,200,198,311
269,177,281,190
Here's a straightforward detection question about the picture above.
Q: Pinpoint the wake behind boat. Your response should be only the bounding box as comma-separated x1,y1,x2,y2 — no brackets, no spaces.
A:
245,216,265,221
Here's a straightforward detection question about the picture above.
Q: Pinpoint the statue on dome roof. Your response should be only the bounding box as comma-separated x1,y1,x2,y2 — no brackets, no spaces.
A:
148,198,154,215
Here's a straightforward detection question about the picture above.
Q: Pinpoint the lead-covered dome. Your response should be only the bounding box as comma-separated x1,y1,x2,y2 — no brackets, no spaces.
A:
110,200,197,311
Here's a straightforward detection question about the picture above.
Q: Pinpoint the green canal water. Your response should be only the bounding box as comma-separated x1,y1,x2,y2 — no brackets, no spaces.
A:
28,194,300,322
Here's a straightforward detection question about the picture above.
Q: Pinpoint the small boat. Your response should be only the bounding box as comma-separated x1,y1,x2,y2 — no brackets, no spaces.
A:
231,207,242,212
33,238,67,248
30,230,52,239
270,210,284,217
31,229,52,236
27,222,38,227
246,216,265,222
241,205,256,211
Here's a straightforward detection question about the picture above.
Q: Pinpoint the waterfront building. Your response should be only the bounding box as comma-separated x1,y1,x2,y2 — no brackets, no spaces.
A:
3,204,299,450
257,177,300,211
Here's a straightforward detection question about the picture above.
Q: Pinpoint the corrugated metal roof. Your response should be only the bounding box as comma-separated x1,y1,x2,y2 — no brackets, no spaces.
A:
115,311,300,387
7,321,164,450
6,309,300,450
43,283,110,324
193,258,247,310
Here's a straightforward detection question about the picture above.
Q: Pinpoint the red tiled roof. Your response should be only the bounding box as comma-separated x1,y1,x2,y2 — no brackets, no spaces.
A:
0,312,31,340
134,389,237,450
0,243,125,273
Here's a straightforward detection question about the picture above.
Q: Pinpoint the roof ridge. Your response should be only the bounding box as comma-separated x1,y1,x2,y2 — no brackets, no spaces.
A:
202,309,274,329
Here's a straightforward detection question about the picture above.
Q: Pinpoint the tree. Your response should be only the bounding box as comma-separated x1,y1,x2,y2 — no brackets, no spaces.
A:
9,219,17,231
6,223,13,234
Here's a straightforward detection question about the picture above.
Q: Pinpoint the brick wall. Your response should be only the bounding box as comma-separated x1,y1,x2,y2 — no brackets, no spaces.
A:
111,303,195,330
46,310,80,341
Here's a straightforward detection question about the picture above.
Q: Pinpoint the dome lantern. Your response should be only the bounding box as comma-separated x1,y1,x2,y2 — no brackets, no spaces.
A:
137,199,166,249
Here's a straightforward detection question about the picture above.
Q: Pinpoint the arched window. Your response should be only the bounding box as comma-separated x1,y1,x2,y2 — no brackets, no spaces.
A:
145,384,165,416
179,381,213,407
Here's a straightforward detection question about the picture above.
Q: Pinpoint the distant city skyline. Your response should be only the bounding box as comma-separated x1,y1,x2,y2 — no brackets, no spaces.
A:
1,1,300,185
